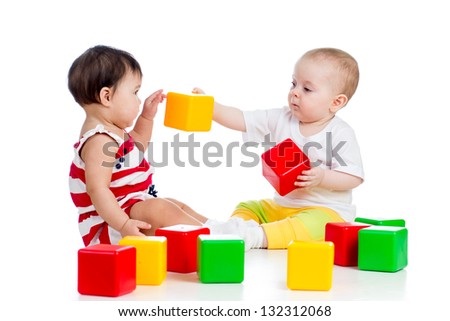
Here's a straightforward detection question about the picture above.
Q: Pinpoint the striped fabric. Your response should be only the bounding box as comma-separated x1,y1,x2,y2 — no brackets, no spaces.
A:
69,125,154,246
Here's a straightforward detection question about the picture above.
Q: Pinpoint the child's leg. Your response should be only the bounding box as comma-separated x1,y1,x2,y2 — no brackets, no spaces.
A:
261,206,345,249
227,200,345,249
129,198,204,235
165,197,208,223
207,199,287,250
231,199,287,223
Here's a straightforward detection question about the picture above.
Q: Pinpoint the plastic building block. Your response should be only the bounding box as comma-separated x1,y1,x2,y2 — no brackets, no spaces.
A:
261,138,310,196
287,241,334,291
325,222,370,266
355,217,406,227
358,226,408,272
119,236,167,285
78,244,136,297
155,224,210,273
164,92,214,131
197,234,245,283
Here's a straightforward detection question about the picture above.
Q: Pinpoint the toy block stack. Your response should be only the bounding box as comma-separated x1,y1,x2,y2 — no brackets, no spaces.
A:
287,241,334,291
358,226,408,272
155,224,210,273
78,244,136,297
197,234,245,283
325,222,370,266
119,236,167,285
164,92,214,131
261,138,310,196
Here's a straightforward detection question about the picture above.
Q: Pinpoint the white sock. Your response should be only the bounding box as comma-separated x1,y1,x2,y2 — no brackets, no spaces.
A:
204,219,220,227
205,218,267,251
204,218,237,234
243,226,267,251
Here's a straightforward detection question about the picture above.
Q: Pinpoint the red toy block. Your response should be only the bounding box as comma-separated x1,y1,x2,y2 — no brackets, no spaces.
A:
155,224,210,273
325,222,370,266
261,138,310,196
78,244,136,297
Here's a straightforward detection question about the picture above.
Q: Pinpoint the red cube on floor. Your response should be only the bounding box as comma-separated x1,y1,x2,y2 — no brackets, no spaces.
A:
325,222,370,266
78,244,136,297
155,224,210,273
261,138,310,196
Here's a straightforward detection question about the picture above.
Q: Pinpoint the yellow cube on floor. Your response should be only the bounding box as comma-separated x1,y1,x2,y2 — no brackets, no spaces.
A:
164,92,214,131
287,241,334,291
119,236,167,285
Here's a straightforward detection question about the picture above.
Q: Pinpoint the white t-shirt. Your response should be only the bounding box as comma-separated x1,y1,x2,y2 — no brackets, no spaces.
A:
243,106,364,221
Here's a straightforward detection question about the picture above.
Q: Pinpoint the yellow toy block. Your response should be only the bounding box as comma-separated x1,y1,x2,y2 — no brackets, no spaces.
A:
287,241,334,291
164,92,214,131
119,236,167,285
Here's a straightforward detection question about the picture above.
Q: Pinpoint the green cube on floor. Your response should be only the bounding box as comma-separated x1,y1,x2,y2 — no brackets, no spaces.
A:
197,234,245,283
358,226,408,272
355,217,406,227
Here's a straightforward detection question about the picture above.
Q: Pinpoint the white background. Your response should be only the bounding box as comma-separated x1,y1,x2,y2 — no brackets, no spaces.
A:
1,0,449,319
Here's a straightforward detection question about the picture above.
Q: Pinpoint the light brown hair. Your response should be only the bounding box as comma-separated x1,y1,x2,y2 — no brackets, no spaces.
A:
302,48,359,101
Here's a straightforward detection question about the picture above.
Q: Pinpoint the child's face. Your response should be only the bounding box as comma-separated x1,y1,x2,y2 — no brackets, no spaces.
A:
288,56,342,124
109,71,142,128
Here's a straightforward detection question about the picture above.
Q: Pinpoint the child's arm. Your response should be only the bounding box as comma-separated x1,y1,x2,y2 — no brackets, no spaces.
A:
295,167,363,191
129,89,166,152
192,87,246,132
81,134,151,236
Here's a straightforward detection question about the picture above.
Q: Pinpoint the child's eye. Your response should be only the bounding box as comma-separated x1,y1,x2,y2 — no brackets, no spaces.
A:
303,87,312,92
291,81,296,89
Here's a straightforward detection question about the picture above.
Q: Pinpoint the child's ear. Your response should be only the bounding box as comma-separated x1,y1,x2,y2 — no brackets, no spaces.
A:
99,87,112,106
331,94,348,112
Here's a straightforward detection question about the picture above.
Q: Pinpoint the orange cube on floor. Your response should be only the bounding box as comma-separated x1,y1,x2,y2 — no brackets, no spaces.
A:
287,241,334,291
78,244,136,297
164,92,214,131
119,236,167,285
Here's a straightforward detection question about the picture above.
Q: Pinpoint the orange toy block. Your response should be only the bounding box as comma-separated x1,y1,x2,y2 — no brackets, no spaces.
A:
164,92,214,131
119,236,167,285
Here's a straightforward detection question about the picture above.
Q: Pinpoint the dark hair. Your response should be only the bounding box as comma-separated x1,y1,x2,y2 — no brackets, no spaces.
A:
68,45,142,105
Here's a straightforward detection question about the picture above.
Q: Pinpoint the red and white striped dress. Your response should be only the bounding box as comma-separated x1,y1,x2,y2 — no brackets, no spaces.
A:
69,125,154,246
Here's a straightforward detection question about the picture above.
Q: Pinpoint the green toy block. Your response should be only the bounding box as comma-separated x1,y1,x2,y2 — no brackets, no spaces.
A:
355,217,405,227
358,226,408,272
197,234,245,283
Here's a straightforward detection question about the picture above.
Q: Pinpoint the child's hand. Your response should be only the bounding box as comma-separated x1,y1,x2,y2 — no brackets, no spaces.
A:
295,167,325,189
141,89,166,120
119,218,152,237
192,87,206,94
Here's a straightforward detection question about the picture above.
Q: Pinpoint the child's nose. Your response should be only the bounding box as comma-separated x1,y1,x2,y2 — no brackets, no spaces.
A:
290,87,300,98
